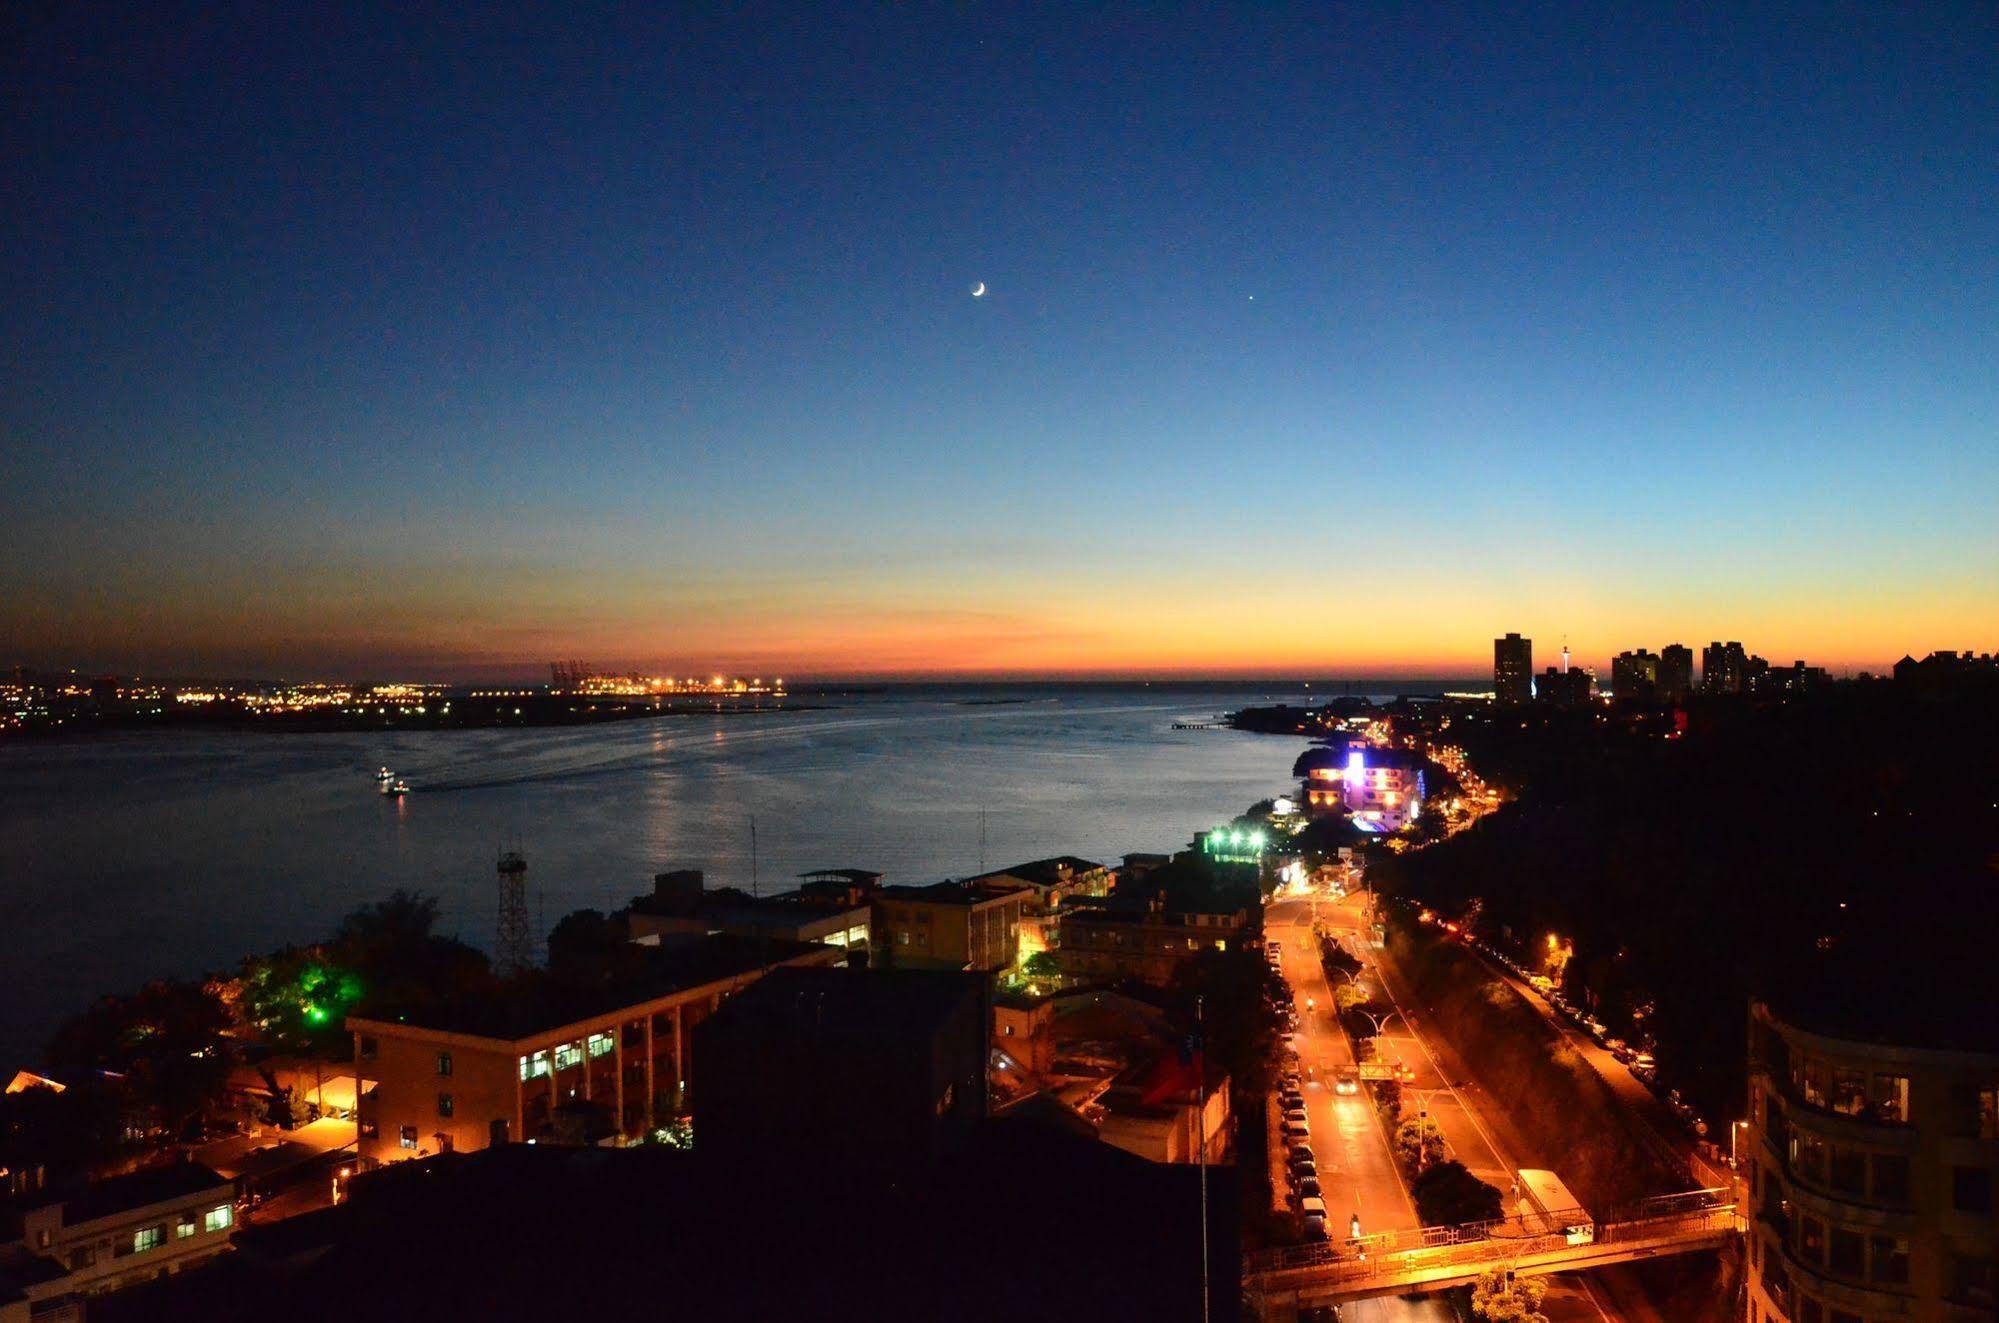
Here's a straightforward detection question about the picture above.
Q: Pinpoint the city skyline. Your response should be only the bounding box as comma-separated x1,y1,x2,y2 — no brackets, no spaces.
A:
6,5,1996,680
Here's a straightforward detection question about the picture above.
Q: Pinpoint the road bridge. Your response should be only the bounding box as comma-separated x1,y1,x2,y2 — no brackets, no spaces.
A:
1245,1192,1740,1318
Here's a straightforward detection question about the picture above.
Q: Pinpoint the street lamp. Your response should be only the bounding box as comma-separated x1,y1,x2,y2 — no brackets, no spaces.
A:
1357,1007,1404,1039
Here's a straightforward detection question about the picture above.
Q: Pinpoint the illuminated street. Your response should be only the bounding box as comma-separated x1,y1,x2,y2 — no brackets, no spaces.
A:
1267,895,1417,1240
1266,886,1649,1321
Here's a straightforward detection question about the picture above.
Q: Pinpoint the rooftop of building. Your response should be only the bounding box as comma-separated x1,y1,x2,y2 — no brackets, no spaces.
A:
25,1161,230,1224
698,965,979,1050
876,878,1025,906
349,934,825,1041
795,867,883,884
1061,895,1246,926
633,890,866,925
978,856,1110,887
0,1245,67,1304
96,1122,1240,1323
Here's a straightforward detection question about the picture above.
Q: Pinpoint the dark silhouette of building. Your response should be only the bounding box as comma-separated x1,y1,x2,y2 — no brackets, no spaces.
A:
1702,640,1748,694
1494,633,1533,705
1892,650,1998,691
692,965,988,1173
95,1125,1242,1323
1658,643,1695,700
1610,649,1660,701
1537,665,1593,708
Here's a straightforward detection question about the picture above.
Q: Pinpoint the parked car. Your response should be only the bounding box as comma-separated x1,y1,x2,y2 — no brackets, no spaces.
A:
1294,1175,1323,1200
1302,1213,1327,1240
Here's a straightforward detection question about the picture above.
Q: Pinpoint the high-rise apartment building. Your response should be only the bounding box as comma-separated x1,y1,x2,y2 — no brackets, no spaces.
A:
1703,641,1749,694
1494,633,1533,705
1659,644,1695,700
1611,649,1661,700
1537,665,1594,708
1746,998,1998,1322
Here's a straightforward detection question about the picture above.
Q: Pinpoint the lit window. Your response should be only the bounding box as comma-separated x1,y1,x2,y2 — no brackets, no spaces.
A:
554,1042,582,1070
202,1205,232,1233
175,1214,196,1239
1828,1067,1867,1116
438,1093,454,1118
519,1050,550,1080
399,1125,418,1150
436,1051,453,1077
132,1226,165,1254
587,1032,614,1058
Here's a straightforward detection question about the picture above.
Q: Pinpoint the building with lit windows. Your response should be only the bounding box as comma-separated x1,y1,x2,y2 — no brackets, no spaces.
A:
1611,649,1660,701
1301,746,1425,831
1494,633,1533,705
1052,894,1249,986
346,935,839,1166
1704,640,1750,694
1746,998,1998,1323
624,869,871,957
967,856,1114,911
872,880,1029,973
0,1163,235,1317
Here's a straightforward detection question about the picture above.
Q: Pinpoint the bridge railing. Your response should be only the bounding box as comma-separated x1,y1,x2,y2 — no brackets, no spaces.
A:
1246,1202,1737,1288
1611,1186,1728,1221
1247,1204,1597,1275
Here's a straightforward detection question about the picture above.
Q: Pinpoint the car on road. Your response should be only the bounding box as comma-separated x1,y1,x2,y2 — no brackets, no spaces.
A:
1332,1068,1360,1096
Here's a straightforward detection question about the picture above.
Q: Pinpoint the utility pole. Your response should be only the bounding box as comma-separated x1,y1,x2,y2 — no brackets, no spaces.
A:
1196,994,1210,1323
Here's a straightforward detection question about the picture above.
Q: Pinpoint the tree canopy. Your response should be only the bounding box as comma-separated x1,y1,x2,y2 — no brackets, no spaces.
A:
1411,1159,1503,1227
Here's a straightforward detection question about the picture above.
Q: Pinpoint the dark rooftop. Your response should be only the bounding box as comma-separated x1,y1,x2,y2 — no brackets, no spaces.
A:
46,1162,229,1224
351,934,827,1041
986,856,1109,886
796,867,883,884
700,965,979,1049
98,1121,1239,1323
877,879,1023,906
0,1246,67,1303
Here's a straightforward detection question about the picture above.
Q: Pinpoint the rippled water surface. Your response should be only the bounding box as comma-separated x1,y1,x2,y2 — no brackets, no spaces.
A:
0,682,1421,1062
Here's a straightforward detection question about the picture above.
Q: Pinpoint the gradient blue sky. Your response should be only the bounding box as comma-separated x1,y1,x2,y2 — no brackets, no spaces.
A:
4,3,1995,678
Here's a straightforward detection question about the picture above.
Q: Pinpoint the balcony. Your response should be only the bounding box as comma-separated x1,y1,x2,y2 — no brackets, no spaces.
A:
1775,1238,1915,1319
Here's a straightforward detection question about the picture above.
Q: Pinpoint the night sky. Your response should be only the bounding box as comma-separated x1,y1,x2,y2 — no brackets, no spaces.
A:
5,4,1995,679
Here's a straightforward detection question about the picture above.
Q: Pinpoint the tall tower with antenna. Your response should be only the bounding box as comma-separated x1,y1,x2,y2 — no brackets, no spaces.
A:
495,850,533,977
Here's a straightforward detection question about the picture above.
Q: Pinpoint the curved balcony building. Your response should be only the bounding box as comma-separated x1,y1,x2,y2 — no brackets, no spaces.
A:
1746,999,1998,1323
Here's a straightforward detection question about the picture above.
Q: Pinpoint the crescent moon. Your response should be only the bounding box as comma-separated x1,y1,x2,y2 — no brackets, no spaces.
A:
971,282,986,297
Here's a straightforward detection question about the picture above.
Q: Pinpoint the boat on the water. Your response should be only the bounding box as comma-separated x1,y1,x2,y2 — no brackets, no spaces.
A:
376,766,395,783
381,779,409,797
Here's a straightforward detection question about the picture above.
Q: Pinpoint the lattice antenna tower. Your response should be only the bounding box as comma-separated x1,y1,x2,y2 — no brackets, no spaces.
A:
496,848,533,976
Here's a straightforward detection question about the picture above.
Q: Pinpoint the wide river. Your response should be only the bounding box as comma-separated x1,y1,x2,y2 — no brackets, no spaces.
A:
0,682,1435,1064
